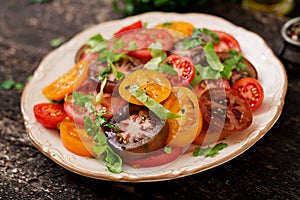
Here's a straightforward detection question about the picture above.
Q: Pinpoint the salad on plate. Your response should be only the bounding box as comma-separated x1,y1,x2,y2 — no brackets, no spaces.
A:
32,20,264,174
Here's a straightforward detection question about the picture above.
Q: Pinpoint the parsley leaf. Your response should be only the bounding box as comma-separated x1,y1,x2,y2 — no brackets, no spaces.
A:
193,143,228,157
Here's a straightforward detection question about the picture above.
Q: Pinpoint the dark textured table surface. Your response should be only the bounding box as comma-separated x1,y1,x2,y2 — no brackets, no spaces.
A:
0,0,299,199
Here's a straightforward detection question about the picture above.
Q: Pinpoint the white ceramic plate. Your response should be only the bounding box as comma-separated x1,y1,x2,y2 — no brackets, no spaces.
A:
21,12,287,182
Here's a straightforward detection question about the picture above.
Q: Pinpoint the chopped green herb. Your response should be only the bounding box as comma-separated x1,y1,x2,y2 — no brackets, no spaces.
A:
193,142,228,157
129,85,181,120
84,116,122,174
223,50,247,71
85,34,107,53
192,28,219,44
50,38,63,47
164,146,172,154
125,41,136,51
203,42,224,71
157,64,177,75
113,40,125,50
0,79,15,90
162,22,173,27
107,59,125,80
181,37,203,50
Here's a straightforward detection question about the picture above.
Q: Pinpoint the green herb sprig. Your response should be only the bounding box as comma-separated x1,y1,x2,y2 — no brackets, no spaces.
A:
193,142,228,157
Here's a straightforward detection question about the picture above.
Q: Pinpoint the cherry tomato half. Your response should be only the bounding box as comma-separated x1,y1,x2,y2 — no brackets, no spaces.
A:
232,77,264,111
199,89,253,133
59,118,94,157
113,20,143,36
213,30,241,53
164,54,196,86
110,28,174,60
125,147,182,168
33,103,68,129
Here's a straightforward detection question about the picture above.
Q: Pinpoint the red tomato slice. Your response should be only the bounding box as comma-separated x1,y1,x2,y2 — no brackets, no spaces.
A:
33,103,68,129
125,147,182,168
213,30,241,53
164,54,195,86
113,20,143,36
232,77,264,111
199,89,253,133
110,28,174,60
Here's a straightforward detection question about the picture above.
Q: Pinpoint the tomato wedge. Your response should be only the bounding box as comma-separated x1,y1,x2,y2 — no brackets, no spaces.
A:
164,54,195,86
163,86,202,147
213,30,241,53
232,77,264,111
33,103,68,129
42,60,89,101
113,20,143,36
125,147,182,168
118,69,172,105
60,118,94,157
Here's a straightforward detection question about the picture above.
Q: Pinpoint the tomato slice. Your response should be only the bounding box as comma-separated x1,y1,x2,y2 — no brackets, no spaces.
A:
232,77,264,111
118,69,172,105
125,147,182,168
114,20,143,36
213,30,241,53
33,103,68,129
199,88,253,133
155,21,195,37
110,28,174,60
193,78,231,99
60,118,94,157
163,86,202,147
42,60,89,101
164,54,196,86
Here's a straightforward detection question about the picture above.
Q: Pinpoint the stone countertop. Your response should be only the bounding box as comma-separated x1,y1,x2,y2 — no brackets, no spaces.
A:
0,0,299,199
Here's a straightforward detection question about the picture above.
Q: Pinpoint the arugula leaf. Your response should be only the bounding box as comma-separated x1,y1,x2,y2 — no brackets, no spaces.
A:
193,142,228,157
157,64,177,75
181,37,203,50
84,116,122,174
107,59,125,80
129,85,181,120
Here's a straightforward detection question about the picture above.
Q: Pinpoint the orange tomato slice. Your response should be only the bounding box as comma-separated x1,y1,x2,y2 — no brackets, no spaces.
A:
155,21,195,37
163,86,202,147
59,118,94,157
118,69,172,105
42,60,89,101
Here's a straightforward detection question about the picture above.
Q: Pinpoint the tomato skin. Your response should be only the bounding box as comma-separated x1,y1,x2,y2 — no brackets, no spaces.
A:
232,77,264,111
59,118,94,157
199,88,253,133
213,30,241,53
164,54,196,86
113,20,143,36
33,103,68,129
125,147,182,168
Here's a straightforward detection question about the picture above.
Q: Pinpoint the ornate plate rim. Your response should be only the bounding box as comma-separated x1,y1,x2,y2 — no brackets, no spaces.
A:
21,12,287,182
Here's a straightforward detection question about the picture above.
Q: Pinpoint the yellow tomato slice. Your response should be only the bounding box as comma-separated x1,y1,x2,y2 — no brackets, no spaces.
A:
155,21,195,37
163,86,203,147
118,69,172,105
42,60,89,101
60,118,94,157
